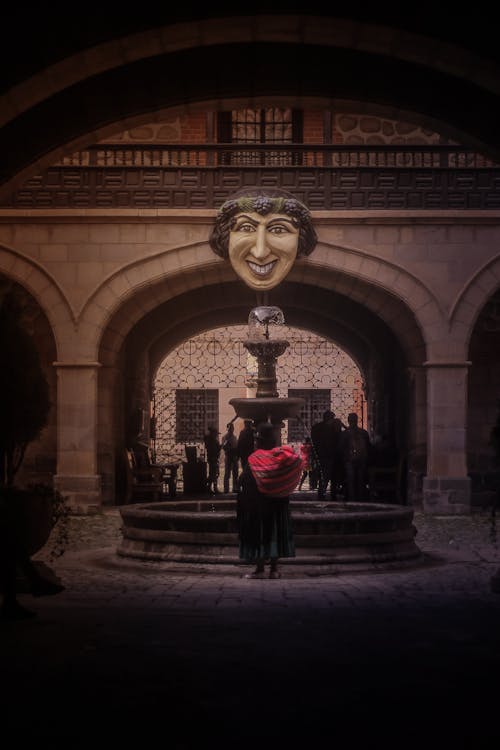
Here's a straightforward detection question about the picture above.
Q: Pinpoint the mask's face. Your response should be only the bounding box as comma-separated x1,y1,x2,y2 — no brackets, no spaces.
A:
228,211,300,290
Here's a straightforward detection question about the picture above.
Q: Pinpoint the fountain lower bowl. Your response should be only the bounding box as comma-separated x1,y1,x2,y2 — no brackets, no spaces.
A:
117,497,422,571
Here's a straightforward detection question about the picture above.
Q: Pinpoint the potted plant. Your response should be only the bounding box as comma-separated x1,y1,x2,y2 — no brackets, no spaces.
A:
0,283,68,558
490,400,500,592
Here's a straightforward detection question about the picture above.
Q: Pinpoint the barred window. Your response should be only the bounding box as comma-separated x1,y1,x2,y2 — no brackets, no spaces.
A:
217,108,303,166
230,108,295,144
175,389,218,443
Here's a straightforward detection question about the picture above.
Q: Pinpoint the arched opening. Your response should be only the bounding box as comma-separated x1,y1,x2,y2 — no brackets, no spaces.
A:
97,273,425,506
151,323,366,475
468,287,500,507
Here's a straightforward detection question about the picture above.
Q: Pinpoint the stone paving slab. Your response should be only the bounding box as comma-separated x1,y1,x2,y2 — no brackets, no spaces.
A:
3,507,500,748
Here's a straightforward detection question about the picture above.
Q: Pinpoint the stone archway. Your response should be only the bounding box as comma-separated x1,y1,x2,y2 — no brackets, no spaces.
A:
467,286,500,507
151,323,367,466
0,243,75,353
96,270,425,505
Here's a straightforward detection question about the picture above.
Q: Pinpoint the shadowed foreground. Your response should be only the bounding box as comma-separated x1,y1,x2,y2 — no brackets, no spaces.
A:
2,508,500,748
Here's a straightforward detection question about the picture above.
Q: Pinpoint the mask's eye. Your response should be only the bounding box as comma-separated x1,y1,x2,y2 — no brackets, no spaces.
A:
268,224,289,234
235,222,256,233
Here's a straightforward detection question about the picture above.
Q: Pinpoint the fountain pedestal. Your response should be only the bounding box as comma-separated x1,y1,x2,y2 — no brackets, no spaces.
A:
229,309,305,427
230,337,305,423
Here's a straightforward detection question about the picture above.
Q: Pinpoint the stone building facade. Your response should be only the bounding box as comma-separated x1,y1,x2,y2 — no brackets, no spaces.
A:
1,13,500,515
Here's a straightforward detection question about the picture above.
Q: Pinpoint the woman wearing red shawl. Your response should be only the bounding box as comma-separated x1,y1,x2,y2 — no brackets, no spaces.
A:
237,422,304,579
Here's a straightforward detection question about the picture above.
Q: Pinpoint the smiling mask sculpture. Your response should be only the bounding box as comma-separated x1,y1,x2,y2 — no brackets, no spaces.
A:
209,188,317,291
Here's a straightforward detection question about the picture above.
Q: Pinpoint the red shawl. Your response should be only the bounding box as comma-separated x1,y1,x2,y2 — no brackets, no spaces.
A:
248,446,304,498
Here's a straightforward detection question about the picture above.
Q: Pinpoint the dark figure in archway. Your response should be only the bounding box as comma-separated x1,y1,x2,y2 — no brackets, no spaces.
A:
204,425,221,495
340,413,372,502
298,436,314,491
311,410,338,500
331,413,346,499
237,420,255,470
221,422,239,494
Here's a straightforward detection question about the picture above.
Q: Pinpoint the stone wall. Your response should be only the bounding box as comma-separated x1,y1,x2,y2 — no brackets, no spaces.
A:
1,210,499,511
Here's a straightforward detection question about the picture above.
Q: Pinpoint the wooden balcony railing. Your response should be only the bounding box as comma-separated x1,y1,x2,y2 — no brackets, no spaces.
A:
4,144,500,210
56,143,498,169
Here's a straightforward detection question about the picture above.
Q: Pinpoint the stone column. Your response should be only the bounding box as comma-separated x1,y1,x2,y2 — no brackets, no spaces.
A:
99,364,123,505
53,361,102,512
407,366,427,504
422,361,471,514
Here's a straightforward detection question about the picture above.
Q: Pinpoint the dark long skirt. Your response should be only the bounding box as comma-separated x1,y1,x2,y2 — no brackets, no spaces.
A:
237,493,295,562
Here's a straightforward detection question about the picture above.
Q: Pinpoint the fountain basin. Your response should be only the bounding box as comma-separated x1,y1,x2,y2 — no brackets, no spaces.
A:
117,497,422,571
229,396,304,423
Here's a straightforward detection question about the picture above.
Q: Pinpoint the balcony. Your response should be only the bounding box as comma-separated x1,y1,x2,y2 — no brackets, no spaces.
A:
4,144,500,211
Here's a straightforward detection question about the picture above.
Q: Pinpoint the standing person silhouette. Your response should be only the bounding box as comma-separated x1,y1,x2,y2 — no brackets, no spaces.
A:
221,422,239,494
340,413,371,502
237,420,255,470
298,436,314,491
237,422,303,579
310,410,337,500
330,412,346,500
204,425,221,495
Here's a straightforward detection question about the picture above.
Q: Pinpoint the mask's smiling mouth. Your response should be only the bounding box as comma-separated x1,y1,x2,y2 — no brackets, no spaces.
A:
247,260,278,277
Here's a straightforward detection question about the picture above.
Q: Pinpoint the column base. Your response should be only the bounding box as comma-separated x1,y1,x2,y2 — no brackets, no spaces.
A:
54,474,102,514
422,476,471,515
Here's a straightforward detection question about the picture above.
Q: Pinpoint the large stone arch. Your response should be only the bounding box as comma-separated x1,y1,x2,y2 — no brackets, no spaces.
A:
465,270,500,499
2,13,500,199
94,253,427,502
0,243,74,358
450,254,500,357
83,237,440,366
79,242,228,361
4,14,498,129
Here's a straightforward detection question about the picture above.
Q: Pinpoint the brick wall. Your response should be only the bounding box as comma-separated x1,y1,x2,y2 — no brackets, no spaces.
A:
97,110,441,146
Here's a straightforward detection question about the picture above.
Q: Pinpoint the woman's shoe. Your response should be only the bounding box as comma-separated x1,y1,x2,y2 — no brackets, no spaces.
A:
269,570,281,579
244,570,266,579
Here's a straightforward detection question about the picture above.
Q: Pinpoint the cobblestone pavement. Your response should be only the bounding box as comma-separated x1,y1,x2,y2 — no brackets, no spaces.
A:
3,506,500,748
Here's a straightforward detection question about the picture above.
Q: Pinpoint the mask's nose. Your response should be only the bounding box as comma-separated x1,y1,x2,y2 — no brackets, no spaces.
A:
250,225,269,260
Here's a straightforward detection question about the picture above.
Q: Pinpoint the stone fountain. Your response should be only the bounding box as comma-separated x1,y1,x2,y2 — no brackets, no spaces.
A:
228,305,304,426
118,305,422,572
